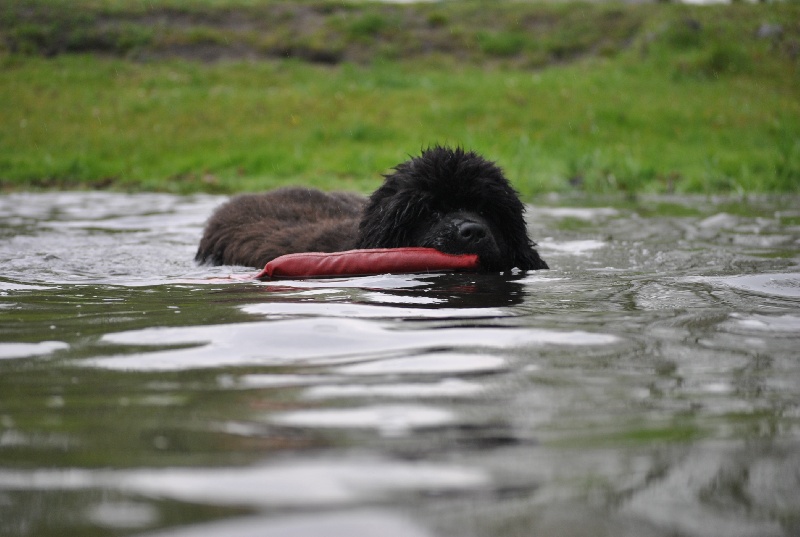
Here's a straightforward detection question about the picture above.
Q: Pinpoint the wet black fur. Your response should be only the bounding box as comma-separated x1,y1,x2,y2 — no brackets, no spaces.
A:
196,146,548,272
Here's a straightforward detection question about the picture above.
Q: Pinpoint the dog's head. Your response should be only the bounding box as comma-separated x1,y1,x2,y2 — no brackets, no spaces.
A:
356,146,548,272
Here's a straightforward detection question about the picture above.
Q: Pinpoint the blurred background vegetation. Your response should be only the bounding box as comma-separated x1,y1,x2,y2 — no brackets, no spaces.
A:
0,0,798,197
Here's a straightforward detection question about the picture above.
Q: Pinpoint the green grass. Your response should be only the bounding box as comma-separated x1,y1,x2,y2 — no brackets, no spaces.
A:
0,0,798,196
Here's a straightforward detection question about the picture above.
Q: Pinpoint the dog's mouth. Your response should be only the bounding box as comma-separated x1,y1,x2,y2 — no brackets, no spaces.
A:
419,226,505,272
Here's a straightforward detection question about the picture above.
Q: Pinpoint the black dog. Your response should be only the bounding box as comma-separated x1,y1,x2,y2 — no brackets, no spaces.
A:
196,146,547,272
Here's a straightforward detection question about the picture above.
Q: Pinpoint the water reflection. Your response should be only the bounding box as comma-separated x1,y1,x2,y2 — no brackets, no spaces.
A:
714,273,800,298
243,272,535,318
137,510,435,537
363,272,531,309
83,317,619,371
0,458,488,507
1,193,799,537
302,378,483,399
0,341,69,360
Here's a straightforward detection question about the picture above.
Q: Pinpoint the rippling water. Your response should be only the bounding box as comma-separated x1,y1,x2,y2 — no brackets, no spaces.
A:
1,192,799,537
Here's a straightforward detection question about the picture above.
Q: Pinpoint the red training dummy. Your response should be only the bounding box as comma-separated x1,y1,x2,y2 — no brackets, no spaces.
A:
255,247,480,280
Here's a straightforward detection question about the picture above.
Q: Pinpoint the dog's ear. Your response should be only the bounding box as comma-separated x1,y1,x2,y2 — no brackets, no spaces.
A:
493,209,548,271
469,180,546,271
355,179,424,249
513,240,549,270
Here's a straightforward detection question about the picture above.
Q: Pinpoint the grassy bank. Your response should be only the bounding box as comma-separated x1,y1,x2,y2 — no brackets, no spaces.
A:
1,0,798,196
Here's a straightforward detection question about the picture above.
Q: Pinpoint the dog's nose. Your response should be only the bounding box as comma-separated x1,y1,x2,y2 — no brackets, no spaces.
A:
456,220,487,245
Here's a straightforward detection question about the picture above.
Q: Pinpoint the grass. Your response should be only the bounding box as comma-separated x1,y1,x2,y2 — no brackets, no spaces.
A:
0,0,798,197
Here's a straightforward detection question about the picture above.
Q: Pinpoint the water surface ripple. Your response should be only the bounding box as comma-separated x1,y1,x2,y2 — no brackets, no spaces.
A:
1,192,799,537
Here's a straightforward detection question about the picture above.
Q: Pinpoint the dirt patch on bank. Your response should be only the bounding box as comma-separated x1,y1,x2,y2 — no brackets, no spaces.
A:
1,1,644,67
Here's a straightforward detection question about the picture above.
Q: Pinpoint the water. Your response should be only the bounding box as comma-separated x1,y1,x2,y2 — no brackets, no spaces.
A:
1,192,799,537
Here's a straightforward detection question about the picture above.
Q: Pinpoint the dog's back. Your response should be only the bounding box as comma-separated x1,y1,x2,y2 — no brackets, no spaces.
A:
196,187,366,268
